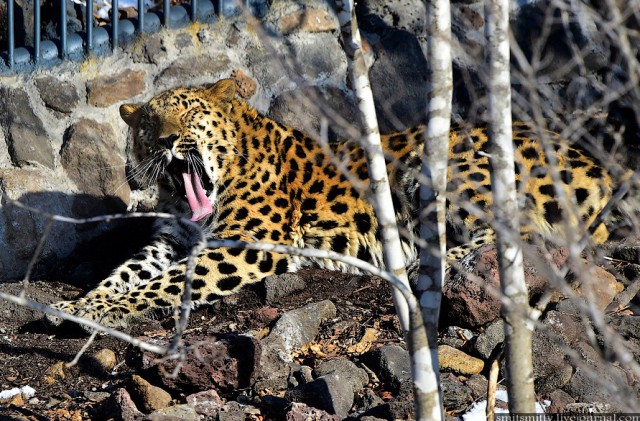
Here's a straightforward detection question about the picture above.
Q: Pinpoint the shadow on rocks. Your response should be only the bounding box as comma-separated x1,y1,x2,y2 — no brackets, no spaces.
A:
1,190,154,288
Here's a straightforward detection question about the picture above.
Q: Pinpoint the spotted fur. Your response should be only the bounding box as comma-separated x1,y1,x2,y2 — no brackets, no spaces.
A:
45,79,615,328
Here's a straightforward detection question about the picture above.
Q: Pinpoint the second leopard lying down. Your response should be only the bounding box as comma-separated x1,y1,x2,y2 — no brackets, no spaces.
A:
46,79,615,328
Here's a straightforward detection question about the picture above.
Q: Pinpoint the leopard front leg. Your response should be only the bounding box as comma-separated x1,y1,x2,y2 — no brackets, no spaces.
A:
56,246,291,329
45,235,181,327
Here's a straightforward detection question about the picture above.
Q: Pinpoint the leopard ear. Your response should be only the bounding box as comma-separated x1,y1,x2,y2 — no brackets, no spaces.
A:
205,79,236,103
120,103,143,128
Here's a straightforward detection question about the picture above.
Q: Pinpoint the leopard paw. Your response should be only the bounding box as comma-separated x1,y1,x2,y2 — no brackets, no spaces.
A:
44,299,81,327
44,298,131,331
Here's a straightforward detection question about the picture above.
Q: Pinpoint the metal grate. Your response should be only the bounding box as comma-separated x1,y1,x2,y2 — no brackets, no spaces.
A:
1,0,251,73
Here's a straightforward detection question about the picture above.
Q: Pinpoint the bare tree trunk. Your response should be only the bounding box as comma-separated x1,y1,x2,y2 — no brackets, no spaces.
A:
334,0,412,334
335,1,443,418
485,0,536,413
415,0,453,419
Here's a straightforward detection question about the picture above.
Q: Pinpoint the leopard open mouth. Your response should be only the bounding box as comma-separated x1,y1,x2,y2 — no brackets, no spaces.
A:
167,158,214,222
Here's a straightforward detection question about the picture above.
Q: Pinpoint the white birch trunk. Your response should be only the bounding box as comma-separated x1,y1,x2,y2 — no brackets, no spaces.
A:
485,0,536,413
415,0,453,419
335,1,442,418
334,0,412,335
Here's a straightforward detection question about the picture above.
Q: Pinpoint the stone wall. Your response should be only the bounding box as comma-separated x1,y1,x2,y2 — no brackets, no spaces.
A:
0,0,630,282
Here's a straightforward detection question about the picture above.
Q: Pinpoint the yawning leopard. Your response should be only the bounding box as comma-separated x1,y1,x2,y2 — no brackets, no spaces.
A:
45,79,615,328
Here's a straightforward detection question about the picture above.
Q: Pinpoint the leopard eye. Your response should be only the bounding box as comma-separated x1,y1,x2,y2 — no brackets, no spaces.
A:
159,133,180,148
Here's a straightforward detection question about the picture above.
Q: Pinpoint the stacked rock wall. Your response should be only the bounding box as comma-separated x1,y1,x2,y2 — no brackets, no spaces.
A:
0,2,358,282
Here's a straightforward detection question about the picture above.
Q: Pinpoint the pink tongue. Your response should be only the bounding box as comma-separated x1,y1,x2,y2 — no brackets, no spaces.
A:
182,172,213,221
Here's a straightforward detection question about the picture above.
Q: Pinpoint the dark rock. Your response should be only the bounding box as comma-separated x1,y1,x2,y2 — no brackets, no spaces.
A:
87,69,146,107
185,389,224,417
554,298,587,315
562,342,633,409
368,29,429,132
102,388,143,421
257,301,336,391
532,324,573,393
511,1,611,77
260,394,289,412
544,311,586,344
285,32,346,85
174,33,193,49
0,281,64,324
285,370,356,419
128,334,261,394
132,36,167,64
608,315,640,340
354,389,385,414
0,88,54,169
262,273,307,305
60,118,130,209
465,374,488,400
285,402,339,421
440,372,473,413
0,169,78,278
356,0,426,36
289,365,314,387
156,55,232,87
544,389,575,413
216,401,246,421
35,77,80,113
358,381,414,420
314,359,369,392
443,246,568,327
251,307,280,325
364,344,411,392
440,336,466,349
268,86,361,142
473,319,504,359
605,316,640,362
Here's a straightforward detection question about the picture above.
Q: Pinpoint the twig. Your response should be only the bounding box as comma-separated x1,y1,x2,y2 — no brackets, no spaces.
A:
607,275,640,313
66,330,99,368
486,343,504,421
0,291,166,355
167,223,207,356
22,217,54,296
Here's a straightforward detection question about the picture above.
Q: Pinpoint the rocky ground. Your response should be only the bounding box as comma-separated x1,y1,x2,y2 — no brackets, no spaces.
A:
2,245,640,420
0,270,412,420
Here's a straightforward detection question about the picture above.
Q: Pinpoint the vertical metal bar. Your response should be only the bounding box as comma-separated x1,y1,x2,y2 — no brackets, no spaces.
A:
164,0,169,27
86,0,93,53
61,0,67,58
34,0,41,63
191,0,197,21
7,0,14,68
138,0,144,32
112,0,118,50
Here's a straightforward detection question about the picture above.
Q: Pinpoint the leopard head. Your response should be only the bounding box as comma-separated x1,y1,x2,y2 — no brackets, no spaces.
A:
120,79,238,221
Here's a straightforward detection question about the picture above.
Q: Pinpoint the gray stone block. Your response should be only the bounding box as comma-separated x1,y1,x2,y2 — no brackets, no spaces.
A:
0,88,54,169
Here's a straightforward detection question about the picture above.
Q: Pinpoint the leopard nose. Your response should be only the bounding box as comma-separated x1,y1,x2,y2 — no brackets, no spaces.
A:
160,133,180,149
